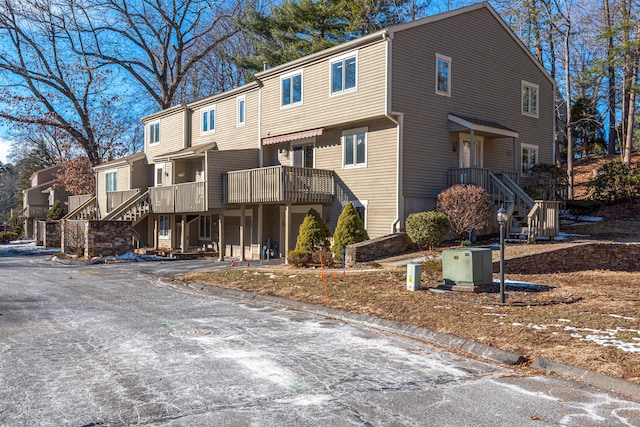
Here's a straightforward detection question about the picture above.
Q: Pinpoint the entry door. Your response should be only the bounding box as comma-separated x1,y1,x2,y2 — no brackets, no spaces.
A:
292,144,314,168
459,135,484,168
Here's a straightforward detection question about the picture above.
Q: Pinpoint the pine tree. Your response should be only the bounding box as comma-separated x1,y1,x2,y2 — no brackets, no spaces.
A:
294,208,330,252
331,202,369,259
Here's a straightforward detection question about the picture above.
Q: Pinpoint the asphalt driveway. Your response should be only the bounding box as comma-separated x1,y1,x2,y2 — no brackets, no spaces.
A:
1,253,639,426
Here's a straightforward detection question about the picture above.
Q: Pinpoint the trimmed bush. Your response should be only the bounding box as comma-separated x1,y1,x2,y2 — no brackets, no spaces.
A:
287,250,312,267
436,184,493,239
294,208,330,252
405,211,450,250
331,202,369,260
524,163,568,200
0,231,19,244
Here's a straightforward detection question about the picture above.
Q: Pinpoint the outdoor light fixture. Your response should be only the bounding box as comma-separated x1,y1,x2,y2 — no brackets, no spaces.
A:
497,206,507,304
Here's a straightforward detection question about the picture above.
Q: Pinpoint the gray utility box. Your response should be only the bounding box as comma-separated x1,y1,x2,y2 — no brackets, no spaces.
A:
442,248,493,288
406,263,422,291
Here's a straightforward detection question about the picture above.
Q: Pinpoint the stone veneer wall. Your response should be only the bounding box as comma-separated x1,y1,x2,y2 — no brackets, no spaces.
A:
493,242,640,274
345,233,415,267
85,220,133,258
43,221,61,249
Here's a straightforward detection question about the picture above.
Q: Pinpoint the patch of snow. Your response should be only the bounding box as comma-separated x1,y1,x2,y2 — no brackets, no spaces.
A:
483,313,507,317
0,241,61,256
269,273,278,279
288,275,297,278
557,319,572,323
577,215,604,222
512,322,523,326
609,314,636,321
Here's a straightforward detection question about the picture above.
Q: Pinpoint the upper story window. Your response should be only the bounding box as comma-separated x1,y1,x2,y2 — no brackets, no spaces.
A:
343,127,367,168
105,170,117,192
435,54,451,97
148,121,160,145
281,70,303,108
522,81,539,117
331,52,357,95
237,95,246,127
202,105,216,134
521,143,539,175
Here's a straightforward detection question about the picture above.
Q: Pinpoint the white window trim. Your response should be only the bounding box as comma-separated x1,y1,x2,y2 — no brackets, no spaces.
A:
342,127,368,169
329,50,358,97
155,163,165,187
280,69,304,109
435,53,452,97
236,95,246,127
105,169,118,192
148,120,160,146
201,105,216,135
521,80,539,118
521,143,539,176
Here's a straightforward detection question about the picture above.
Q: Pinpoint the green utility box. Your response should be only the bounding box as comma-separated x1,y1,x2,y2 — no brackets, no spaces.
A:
442,248,493,289
406,263,422,291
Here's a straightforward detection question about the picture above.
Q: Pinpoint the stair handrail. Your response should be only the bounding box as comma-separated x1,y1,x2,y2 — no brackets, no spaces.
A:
496,173,534,209
103,190,150,221
62,196,97,220
487,172,515,208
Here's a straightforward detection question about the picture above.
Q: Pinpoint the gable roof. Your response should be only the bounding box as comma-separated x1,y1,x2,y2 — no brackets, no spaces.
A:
94,152,146,171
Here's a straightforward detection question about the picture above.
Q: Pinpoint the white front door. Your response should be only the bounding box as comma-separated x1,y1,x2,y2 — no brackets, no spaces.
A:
459,134,484,168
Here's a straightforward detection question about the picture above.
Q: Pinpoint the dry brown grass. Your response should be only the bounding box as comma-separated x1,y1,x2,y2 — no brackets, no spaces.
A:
181,156,640,384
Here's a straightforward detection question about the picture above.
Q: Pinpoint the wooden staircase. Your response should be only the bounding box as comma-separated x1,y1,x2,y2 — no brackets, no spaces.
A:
102,190,151,226
62,196,97,220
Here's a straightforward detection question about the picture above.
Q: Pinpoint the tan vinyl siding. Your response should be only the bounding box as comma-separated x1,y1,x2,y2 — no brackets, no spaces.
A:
145,110,185,160
260,41,388,137
206,149,259,209
314,118,398,239
96,170,107,218
391,7,554,212
130,160,151,190
116,165,129,191
191,90,259,151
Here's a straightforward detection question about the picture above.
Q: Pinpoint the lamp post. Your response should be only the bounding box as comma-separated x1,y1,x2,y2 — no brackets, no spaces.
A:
497,206,508,304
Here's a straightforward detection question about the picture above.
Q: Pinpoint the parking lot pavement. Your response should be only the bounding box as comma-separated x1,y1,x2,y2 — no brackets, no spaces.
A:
1,254,639,426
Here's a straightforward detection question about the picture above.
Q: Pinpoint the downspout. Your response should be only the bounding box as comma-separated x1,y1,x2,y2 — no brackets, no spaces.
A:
551,82,557,166
384,30,404,234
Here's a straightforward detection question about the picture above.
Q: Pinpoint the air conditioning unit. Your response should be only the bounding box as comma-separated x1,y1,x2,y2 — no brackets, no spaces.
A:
442,248,493,289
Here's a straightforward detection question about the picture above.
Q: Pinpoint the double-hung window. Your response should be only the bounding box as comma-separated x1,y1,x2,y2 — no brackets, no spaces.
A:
159,215,170,238
237,96,245,127
331,52,357,95
521,144,539,175
202,106,216,134
281,70,303,108
522,81,539,117
435,54,451,97
148,121,160,145
105,170,117,192
343,128,367,168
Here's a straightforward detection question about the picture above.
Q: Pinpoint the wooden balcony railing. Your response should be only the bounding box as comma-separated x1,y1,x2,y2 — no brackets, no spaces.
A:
106,189,140,213
149,181,207,213
68,194,94,213
25,204,50,219
224,166,334,204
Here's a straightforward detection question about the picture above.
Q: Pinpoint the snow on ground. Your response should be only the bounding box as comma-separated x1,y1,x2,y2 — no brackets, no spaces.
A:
0,241,60,256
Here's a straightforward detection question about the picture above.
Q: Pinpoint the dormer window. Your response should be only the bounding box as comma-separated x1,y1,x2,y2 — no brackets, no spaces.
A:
148,121,160,145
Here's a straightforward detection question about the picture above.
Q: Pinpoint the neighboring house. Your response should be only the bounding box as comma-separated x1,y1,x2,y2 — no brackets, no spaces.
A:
94,2,558,259
10,165,71,239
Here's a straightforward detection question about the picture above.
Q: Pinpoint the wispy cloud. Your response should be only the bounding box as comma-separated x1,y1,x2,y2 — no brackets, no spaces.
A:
0,138,11,163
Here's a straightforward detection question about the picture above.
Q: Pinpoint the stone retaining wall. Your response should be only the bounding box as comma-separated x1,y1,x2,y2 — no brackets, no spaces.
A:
85,220,133,258
346,233,415,267
493,242,640,274
42,221,61,249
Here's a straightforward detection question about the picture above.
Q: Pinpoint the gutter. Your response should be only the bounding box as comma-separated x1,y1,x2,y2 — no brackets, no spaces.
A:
383,31,404,234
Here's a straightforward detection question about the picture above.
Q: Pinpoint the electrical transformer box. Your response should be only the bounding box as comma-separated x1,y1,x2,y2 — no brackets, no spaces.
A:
442,248,493,287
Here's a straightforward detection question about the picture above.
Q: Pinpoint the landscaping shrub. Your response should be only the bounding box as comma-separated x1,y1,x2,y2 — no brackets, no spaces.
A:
312,249,334,267
524,163,568,200
588,160,640,204
405,211,449,250
0,231,19,243
436,184,493,240
294,208,330,252
331,202,369,260
287,250,312,267
46,200,64,221
566,199,602,217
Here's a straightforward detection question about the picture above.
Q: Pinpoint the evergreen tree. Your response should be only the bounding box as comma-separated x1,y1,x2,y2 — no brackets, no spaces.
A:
331,202,369,259
294,208,330,252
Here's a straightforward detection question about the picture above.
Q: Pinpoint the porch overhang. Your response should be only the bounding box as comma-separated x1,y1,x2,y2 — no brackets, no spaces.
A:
448,114,519,138
262,128,324,145
152,142,217,162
